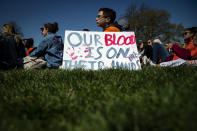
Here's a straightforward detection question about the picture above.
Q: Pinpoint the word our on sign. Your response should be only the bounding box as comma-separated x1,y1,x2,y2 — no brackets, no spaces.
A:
62,31,141,70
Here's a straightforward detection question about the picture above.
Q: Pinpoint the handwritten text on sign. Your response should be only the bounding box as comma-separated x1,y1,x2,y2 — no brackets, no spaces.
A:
62,31,141,70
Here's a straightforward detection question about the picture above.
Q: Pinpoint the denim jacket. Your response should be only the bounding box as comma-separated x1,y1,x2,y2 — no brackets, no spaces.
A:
30,33,63,68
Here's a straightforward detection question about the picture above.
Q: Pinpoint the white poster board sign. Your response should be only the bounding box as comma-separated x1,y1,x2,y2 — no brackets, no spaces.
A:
62,31,141,70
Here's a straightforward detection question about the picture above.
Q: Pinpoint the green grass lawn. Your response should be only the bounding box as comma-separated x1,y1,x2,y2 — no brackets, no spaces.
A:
0,67,197,131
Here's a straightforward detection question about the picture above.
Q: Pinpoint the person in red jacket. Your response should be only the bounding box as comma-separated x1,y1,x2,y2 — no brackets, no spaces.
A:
165,27,197,61
96,8,120,32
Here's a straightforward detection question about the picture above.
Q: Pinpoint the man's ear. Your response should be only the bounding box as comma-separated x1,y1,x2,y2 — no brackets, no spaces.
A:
106,17,111,23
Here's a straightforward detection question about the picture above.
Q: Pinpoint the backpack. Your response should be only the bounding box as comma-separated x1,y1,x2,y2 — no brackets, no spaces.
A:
0,35,18,69
113,17,130,31
53,35,64,57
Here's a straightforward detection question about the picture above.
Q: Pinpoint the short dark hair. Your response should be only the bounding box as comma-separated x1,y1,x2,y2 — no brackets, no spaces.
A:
23,38,34,48
184,27,197,39
83,28,90,31
191,27,197,34
184,27,195,34
99,8,116,23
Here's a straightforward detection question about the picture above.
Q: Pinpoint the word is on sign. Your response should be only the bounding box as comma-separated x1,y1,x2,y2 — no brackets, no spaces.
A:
62,31,141,70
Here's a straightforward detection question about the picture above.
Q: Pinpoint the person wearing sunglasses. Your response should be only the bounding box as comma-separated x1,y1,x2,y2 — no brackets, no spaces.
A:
184,28,194,44
96,8,120,32
165,27,197,61
29,22,63,68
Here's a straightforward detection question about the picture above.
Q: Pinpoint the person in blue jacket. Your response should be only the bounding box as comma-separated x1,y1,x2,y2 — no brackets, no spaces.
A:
30,22,63,68
147,39,169,64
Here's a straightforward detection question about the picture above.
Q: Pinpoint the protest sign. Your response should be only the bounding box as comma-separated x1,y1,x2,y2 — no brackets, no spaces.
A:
62,31,141,70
